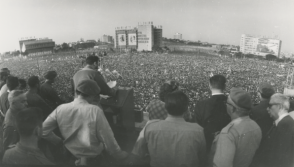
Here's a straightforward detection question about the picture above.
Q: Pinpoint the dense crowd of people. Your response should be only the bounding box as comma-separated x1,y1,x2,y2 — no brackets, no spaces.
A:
0,51,293,166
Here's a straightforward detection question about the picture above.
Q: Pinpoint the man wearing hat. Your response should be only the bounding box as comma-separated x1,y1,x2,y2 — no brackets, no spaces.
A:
72,56,116,100
250,82,275,141
39,71,64,109
210,88,261,167
42,80,128,165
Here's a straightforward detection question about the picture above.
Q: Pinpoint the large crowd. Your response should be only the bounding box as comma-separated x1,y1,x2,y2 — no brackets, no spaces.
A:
0,51,294,167
0,51,289,114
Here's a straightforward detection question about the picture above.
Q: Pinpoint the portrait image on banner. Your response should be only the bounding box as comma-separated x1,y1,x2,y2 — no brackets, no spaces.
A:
128,33,137,46
118,34,126,46
256,38,279,56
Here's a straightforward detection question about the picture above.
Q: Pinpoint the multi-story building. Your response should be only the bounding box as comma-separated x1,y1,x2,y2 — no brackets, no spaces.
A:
115,22,162,51
240,34,282,57
174,33,182,40
19,37,55,56
101,35,113,43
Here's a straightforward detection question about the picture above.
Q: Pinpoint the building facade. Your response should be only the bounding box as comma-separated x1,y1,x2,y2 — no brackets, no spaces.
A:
20,38,55,56
115,22,162,51
240,34,282,57
101,35,113,43
174,33,182,40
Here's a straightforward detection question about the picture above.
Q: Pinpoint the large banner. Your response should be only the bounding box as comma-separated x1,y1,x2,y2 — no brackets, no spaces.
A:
118,34,126,46
128,33,137,45
256,38,280,56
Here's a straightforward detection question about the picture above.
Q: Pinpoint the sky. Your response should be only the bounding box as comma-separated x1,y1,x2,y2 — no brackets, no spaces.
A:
0,0,293,53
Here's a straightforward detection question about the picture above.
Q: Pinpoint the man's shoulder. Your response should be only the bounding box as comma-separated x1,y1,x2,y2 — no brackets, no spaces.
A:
278,116,294,131
0,91,8,100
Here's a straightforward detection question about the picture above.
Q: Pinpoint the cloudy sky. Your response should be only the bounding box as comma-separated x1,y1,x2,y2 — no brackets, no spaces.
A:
0,0,293,53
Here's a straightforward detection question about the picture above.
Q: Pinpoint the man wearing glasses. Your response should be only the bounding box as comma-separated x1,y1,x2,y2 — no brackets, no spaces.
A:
210,88,261,167
251,93,294,167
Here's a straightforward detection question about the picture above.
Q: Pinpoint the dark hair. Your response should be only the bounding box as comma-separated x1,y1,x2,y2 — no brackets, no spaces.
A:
7,76,19,91
76,90,90,98
0,71,8,81
15,107,43,137
159,80,179,102
165,91,189,116
289,100,294,112
209,75,226,90
260,88,275,99
28,76,40,88
86,56,99,65
18,79,27,90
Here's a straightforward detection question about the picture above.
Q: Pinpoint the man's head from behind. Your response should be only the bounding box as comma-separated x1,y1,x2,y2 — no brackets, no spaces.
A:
1,68,10,75
226,87,252,119
15,107,43,139
209,75,226,91
267,93,289,121
0,71,8,81
258,82,275,100
43,71,57,83
8,90,27,111
165,91,189,117
76,80,100,103
28,76,40,89
7,76,19,91
85,56,100,69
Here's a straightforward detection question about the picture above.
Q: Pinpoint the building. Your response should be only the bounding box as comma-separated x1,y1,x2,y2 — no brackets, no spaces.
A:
101,35,113,43
19,37,55,56
240,34,282,57
115,22,162,51
174,33,182,40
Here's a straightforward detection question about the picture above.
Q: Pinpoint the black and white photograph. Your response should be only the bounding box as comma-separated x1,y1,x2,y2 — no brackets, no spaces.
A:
0,0,294,166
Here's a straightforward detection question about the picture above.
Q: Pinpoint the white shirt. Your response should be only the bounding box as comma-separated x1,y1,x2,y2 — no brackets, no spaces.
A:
275,113,289,126
212,93,224,96
289,111,294,120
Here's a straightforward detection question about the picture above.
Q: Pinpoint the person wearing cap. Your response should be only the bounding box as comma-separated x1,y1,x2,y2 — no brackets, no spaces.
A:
209,88,261,167
192,74,230,152
131,91,206,167
250,93,294,167
250,82,275,141
42,79,128,165
25,76,53,120
39,71,64,109
2,107,54,165
72,55,116,100
0,68,10,97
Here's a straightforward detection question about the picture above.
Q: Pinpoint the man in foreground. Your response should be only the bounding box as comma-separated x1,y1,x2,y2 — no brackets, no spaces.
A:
2,107,54,165
210,88,261,167
132,91,206,167
192,74,230,151
42,80,128,165
251,93,294,167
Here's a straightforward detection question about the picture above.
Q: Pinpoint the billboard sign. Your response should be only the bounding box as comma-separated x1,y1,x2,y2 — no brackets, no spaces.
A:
256,38,280,56
118,34,126,46
128,33,137,45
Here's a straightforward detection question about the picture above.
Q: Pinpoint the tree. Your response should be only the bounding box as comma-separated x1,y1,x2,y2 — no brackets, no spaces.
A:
265,54,277,61
245,54,255,58
234,52,242,58
218,50,224,56
62,43,69,50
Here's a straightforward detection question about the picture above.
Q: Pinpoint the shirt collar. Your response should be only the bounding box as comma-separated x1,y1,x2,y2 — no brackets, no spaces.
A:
74,98,89,104
275,113,288,126
165,115,185,122
212,93,224,96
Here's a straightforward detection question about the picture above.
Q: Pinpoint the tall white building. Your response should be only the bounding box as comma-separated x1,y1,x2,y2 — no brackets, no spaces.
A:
137,22,154,51
174,33,182,40
240,34,282,57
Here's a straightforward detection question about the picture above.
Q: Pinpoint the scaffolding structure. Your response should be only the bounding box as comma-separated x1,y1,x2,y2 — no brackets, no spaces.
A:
284,67,294,96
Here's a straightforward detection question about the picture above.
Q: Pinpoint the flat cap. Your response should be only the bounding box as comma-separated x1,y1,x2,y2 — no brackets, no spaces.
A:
76,80,100,96
228,87,252,110
258,82,275,97
44,71,57,80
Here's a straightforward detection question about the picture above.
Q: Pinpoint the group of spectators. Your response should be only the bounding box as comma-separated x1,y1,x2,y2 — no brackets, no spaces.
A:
0,52,293,167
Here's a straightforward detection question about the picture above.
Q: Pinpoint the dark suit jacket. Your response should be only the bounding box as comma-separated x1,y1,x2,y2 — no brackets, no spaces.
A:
251,115,294,167
250,99,273,141
193,94,231,151
39,82,64,110
0,92,9,116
